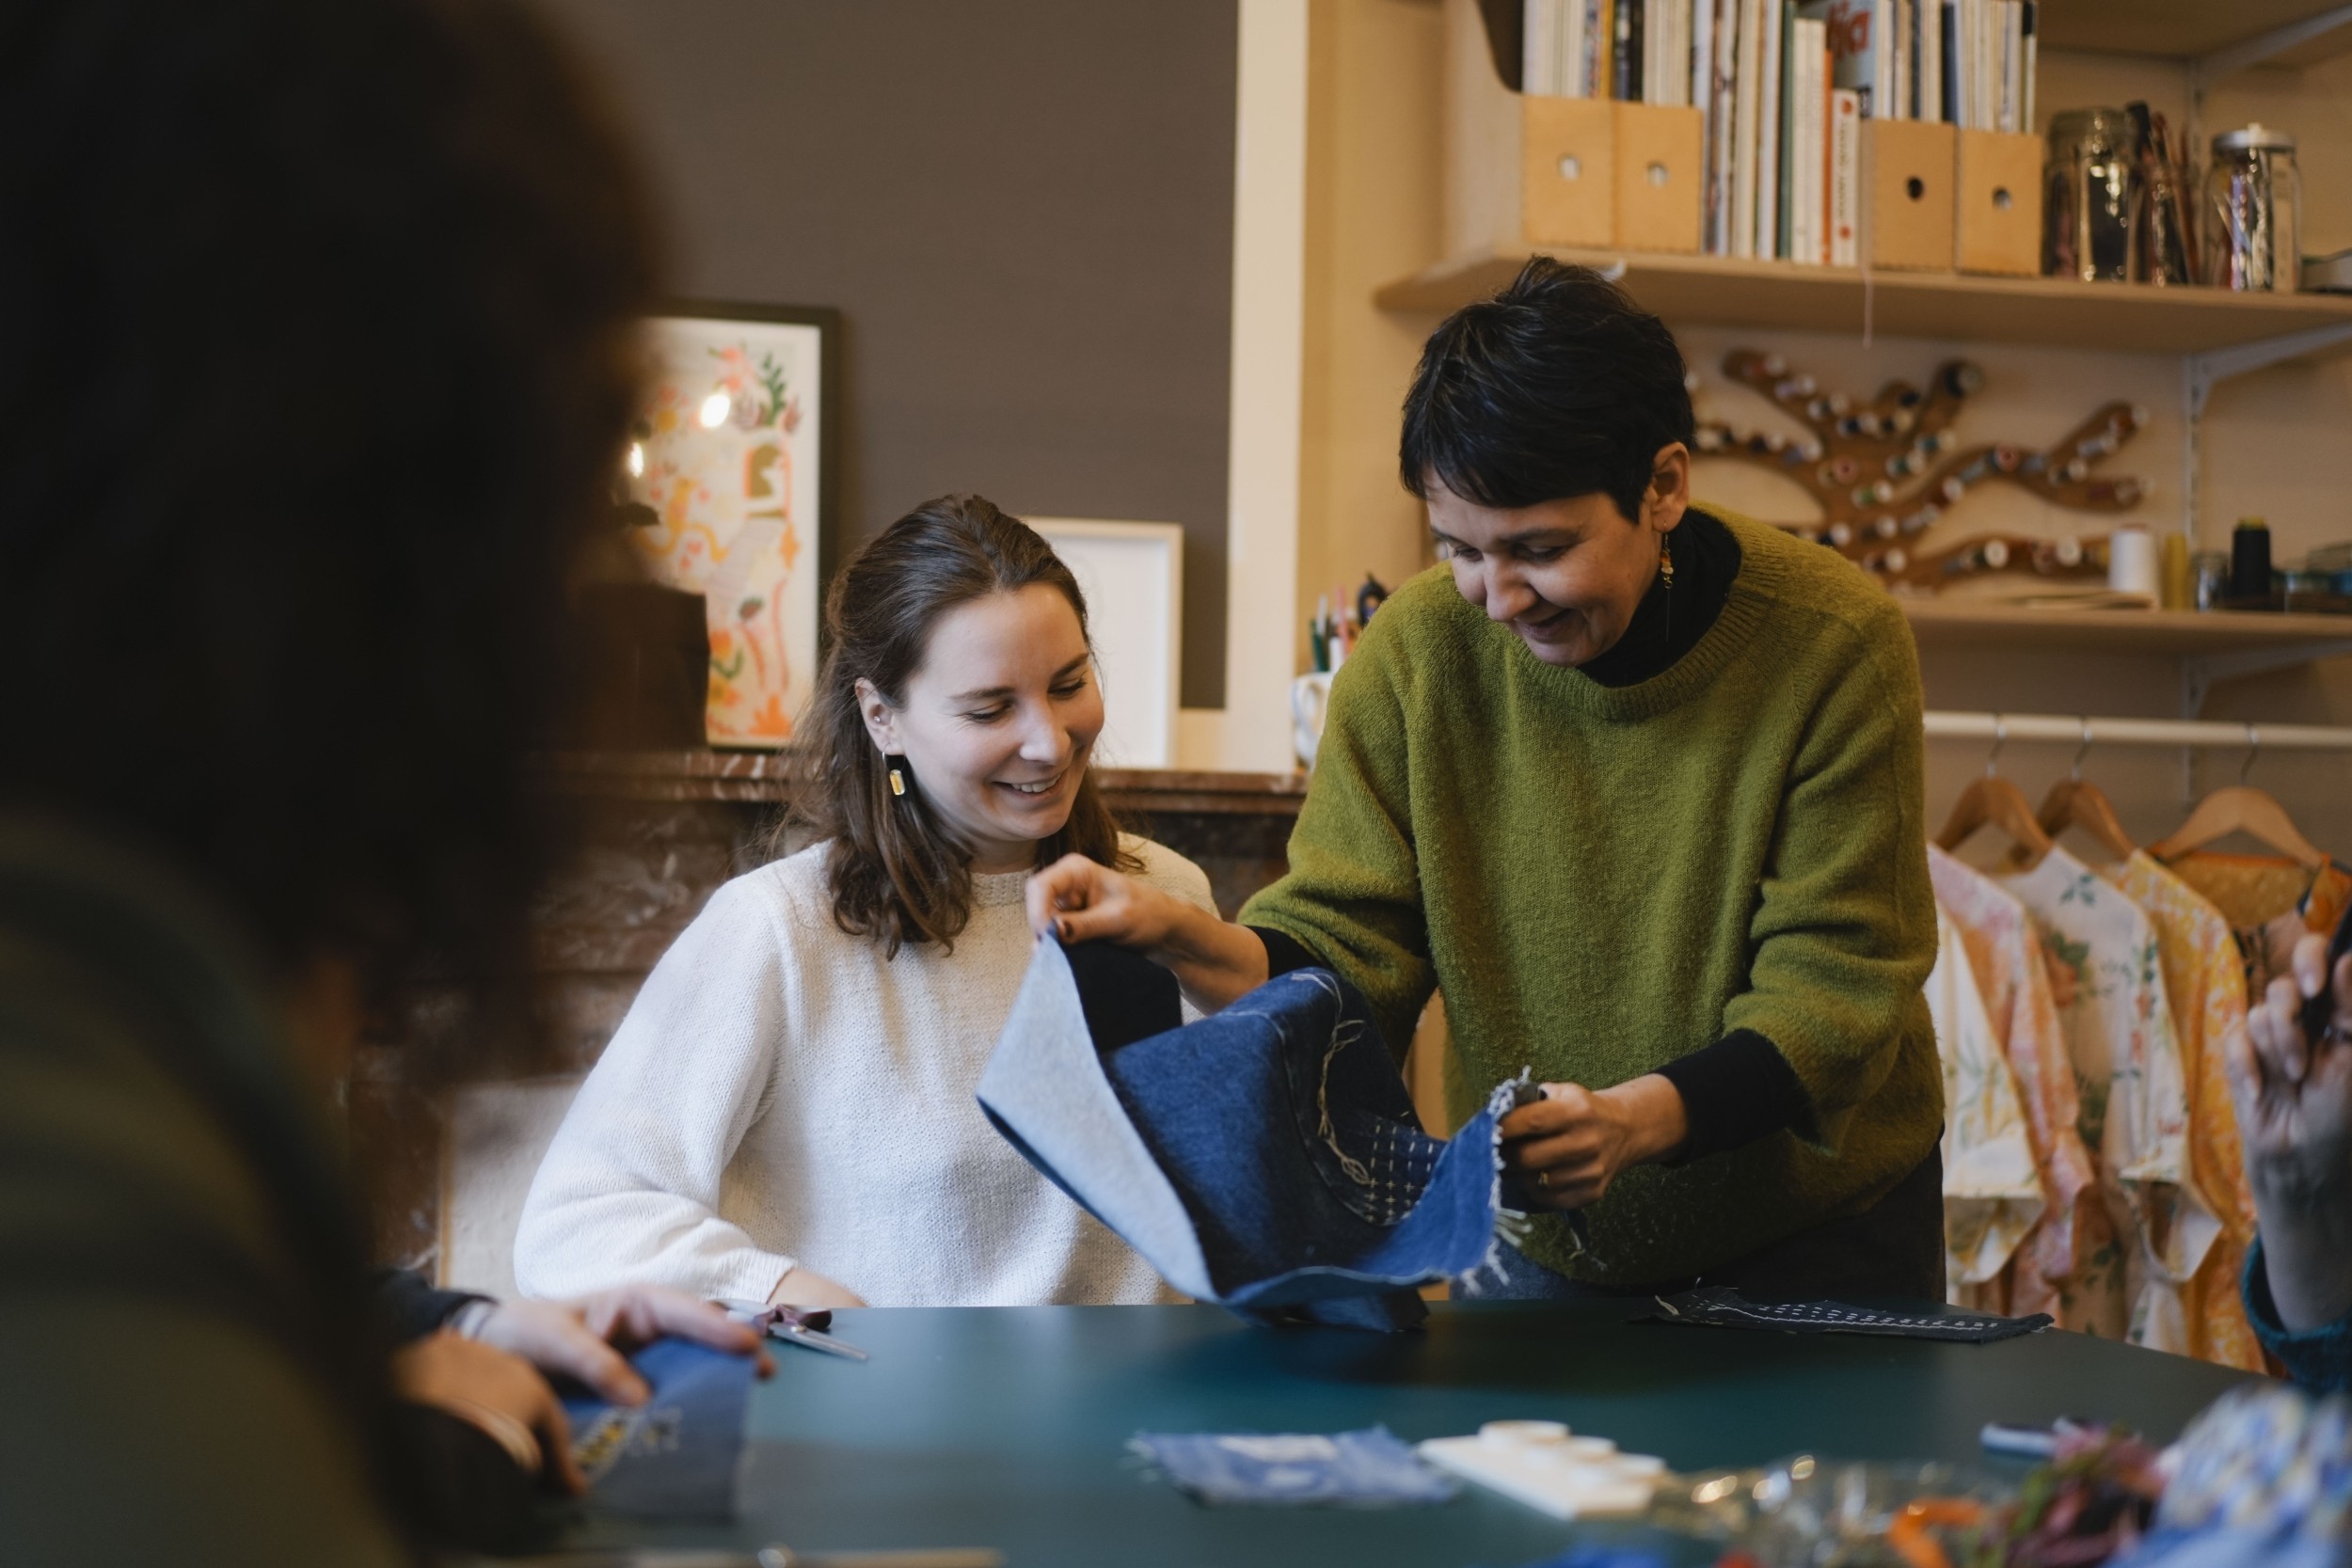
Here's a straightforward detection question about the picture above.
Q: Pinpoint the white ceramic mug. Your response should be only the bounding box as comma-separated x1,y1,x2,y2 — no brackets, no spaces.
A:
1291,673,1332,770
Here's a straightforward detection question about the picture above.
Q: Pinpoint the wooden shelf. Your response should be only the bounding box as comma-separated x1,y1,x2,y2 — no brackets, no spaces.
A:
1902,598,2352,710
1375,247,2352,354
2038,0,2352,62
1901,599,2352,655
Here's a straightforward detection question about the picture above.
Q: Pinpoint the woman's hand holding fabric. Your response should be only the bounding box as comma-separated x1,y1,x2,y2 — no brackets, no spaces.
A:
2236,931,2352,1333
1025,852,1269,1012
1499,1076,1690,1211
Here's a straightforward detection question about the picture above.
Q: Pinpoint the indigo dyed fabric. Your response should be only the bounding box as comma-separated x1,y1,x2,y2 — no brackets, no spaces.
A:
557,1338,755,1520
977,940,1516,1330
1130,1428,1459,1506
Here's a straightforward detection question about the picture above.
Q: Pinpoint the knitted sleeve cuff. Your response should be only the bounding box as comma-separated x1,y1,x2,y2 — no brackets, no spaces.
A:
1651,1029,1814,1163
1250,926,1323,979
2244,1236,2352,1395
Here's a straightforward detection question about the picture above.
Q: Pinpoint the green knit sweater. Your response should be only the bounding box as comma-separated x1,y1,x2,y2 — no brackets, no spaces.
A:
1242,509,1943,1285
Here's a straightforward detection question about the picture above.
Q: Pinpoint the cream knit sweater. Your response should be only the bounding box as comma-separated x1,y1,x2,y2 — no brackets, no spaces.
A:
513,834,1216,1307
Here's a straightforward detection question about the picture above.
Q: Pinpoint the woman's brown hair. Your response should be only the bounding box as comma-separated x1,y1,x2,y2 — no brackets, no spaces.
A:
795,494,1137,958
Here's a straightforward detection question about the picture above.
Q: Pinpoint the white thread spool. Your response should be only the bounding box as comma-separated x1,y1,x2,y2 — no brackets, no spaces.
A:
2108,526,2159,601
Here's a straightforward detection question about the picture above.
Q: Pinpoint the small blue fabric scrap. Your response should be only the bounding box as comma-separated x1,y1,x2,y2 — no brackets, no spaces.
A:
1131,1427,1460,1507
556,1338,755,1521
1507,1547,1672,1568
977,941,1518,1330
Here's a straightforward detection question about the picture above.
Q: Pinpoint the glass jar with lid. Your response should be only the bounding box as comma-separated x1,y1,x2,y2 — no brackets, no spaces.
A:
2204,124,2301,293
2043,108,2141,282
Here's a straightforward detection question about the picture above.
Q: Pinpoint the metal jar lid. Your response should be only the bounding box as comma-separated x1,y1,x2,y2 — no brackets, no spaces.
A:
2213,122,2296,154
2046,106,2134,154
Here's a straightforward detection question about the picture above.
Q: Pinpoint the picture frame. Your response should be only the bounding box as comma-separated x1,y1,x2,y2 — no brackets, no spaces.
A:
622,301,842,749
1027,518,1184,769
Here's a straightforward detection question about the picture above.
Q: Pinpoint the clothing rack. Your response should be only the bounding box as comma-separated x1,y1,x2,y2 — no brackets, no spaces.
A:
1924,710,2352,752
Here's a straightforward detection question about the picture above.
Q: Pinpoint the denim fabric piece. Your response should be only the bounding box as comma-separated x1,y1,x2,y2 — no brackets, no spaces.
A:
556,1338,755,1521
1131,1427,1460,1506
977,940,1513,1330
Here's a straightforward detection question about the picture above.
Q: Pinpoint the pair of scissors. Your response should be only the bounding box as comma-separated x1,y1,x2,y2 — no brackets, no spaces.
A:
718,1300,869,1362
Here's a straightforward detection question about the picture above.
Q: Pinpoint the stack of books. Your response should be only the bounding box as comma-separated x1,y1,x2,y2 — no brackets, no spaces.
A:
1521,0,2039,263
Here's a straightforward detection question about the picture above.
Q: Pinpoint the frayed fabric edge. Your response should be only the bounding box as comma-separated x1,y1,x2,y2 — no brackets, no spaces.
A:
1455,1069,1534,1300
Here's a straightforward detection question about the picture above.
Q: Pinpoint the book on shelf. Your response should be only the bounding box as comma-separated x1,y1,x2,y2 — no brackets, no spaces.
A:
1789,13,1829,263
1829,87,1860,265
1757,0,1784,259
1518,0,2030,265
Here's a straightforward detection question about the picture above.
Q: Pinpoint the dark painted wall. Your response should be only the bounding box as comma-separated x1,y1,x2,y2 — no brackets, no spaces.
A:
551,1,1239,705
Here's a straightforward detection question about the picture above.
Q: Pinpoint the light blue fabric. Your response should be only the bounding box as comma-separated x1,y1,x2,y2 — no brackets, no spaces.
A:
557,1338,755,1521
2103,1382,2352,1568
977,941,1516,1330
1129,1427,1458,1506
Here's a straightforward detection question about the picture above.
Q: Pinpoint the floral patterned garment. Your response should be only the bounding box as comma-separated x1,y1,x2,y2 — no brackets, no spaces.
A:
1924,900,2046,1292
2104,851,2264,1370
1999,846,2218,1354
2161,853,2352,1003
1927,848,2100,1327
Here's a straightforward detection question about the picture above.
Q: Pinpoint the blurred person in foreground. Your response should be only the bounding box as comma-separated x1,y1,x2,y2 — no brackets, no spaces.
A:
2240,927,2352,1393
0,0,760,1561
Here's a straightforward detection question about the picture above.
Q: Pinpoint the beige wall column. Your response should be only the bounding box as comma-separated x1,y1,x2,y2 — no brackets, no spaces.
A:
1184,0,1312,771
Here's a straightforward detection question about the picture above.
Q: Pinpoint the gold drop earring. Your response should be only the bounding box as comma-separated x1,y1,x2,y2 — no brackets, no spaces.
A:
886,756,909,798
1659,536,1676,590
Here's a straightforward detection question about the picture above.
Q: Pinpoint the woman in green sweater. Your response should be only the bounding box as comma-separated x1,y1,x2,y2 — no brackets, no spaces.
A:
1028,259,1945,1300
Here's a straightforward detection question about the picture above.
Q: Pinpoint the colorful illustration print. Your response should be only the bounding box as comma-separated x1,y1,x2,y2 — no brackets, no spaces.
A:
1924,901,2046,1290
1928,848,2099,1328
623,316,823,747
2106,851,2263,1370
1999,846,2217,1354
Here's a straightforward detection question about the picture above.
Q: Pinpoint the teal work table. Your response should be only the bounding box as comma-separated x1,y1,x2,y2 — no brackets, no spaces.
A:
560,1301,2265,1568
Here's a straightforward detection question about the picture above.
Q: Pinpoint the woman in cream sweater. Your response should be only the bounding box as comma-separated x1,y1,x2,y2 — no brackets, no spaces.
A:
515,495,1215,1308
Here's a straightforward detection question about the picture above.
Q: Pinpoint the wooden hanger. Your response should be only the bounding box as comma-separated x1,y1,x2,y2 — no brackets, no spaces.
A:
1936,721,2055,866
2033,722,2137,863
1940,774,2057,866
2150,724,2327,867
2038,778,2137,863
2151,786,2325,866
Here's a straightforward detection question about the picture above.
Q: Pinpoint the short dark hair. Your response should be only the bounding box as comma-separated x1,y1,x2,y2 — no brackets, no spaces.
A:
0,0,659,1000
1399,257,1694,522
791,495,1138,959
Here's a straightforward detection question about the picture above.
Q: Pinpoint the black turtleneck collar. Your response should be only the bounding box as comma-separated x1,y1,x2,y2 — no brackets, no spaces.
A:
1576,507,1740,689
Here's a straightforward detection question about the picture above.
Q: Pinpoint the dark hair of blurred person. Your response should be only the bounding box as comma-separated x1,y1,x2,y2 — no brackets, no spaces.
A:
0,0,660,1560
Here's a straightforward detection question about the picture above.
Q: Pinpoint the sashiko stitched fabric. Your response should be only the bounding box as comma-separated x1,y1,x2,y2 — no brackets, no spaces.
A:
2106,850,2264,1371
976,941,1514,1331
1922,900,2045,1290
1928,848,2099,1326
2000,846,2217,1354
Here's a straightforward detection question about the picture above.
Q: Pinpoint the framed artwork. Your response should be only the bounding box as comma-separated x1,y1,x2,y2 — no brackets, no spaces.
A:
1028,518,1184,769
622,303,840,749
